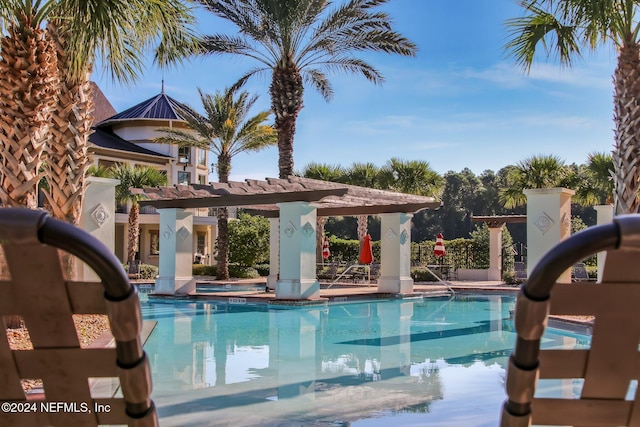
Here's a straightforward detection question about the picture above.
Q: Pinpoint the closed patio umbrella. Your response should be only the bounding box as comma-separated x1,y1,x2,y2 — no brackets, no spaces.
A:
433,233,446,258
359,234,373,265
322,236,331,260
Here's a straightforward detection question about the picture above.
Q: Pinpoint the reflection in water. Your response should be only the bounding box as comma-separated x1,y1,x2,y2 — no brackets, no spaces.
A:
141,295,587,426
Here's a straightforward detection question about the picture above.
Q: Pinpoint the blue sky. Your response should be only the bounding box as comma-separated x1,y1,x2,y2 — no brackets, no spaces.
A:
94,0,618,182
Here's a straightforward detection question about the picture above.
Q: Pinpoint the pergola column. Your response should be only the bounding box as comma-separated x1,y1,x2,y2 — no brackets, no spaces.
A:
276,202,319,299
378,212,413,294
487,221,505,281
79,176,119,281
594,204,614,282
267,218,279,291
524,188,574,283
155,208,196,295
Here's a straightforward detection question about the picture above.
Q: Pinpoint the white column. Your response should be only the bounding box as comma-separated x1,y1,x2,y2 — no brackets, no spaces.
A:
155,208,196,295
378,212,413,294
488,223,505,281
267,218,280,291
79,177,120,281
276,202,319,299
594,204,614,283
524,188,575,283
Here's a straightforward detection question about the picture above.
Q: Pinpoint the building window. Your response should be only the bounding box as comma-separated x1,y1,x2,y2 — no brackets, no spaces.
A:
194,232,206,264
178,146,190,164
149,230,159,255
198,148,207,166
198,174,207,185
177,171,191,185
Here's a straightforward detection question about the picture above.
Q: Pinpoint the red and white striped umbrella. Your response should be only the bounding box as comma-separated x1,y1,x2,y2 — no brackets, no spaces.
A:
433,233,446,258
322,236,331,259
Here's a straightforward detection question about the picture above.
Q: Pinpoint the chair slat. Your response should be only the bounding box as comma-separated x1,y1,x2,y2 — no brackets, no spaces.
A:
532,398,632,426
15,348,118,379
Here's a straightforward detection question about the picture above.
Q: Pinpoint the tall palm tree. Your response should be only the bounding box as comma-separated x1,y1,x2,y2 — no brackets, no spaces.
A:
0,0,198,224
43,0,198,225
108,164,168,264
155,86,276,280
197,0,417,178
500,154,571,209
344,162,384,243
0,1,57,210
505,0,640,214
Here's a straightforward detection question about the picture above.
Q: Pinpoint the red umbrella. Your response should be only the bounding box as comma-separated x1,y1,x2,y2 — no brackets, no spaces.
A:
322,236,331,259
434,233,446,258
359,234,374,264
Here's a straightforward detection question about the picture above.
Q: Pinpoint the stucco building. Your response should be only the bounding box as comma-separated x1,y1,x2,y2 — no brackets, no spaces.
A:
88,85,217,266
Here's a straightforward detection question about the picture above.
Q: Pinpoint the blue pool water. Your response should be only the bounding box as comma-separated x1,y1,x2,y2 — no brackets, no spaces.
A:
140,294,590,426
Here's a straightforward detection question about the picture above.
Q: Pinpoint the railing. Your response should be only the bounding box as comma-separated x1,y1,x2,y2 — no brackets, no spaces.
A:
115,205,216,217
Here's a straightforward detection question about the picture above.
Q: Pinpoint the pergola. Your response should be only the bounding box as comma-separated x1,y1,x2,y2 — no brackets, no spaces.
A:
471,215,526,280
136,176,441,299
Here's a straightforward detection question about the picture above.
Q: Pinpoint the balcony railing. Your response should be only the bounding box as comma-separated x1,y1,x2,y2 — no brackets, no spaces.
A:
116,204,216,217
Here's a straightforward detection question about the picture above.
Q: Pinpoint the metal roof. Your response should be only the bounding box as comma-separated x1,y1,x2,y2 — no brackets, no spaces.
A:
136,176,442,216
98,92,191,124
88,128,171,158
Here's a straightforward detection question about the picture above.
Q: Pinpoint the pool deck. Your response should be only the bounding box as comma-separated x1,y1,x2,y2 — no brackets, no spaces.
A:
144,277,519,306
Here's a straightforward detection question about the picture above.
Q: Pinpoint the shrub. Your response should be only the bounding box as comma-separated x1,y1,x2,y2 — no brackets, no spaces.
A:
122,263,158,280
410,267,439,282
193,264,217,276
228,264,260,279
502,270,522,286
254,264,270,277
228,213,270,267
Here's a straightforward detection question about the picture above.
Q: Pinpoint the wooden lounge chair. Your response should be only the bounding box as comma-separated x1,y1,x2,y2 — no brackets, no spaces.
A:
0,208,157,426
501,214,640,427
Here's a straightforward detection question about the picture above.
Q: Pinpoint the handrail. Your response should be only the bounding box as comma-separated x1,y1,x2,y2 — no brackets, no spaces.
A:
424,265,455,295
328,264,372,288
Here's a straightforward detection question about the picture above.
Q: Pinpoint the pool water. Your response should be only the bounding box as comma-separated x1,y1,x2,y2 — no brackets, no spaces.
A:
140,295,590,426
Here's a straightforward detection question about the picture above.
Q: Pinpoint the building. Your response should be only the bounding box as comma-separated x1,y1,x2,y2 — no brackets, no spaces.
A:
88,85,217,267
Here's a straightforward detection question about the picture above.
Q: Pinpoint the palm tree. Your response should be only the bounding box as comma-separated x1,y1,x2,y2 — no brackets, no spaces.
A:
344,162,384,243
155,86,276,280
380,158,444,198
586,151,615,205
0,0,198,224
108,164,168,264
298,162,346,182
0,1,57,210
505,0,640,214
500,154,571,209
196,0,417,178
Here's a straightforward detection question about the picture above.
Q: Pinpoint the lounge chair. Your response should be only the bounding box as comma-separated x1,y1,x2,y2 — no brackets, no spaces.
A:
501,214,640,427
0,208,157,426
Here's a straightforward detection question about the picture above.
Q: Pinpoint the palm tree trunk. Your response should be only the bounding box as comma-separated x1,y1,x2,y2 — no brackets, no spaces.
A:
270,60,303,178
216,207,230,280
613,44,640,215
0,15,58,209
42,22,93,225
128,203,140,263
357,215,368,243
216,154,231,280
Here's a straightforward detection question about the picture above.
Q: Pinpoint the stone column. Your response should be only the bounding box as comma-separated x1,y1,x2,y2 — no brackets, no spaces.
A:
378,212,413,294
267,218,279,291
79,177,119,281
276,202,319,299
155,208,196,295
524,188,574,283
594,204,614,283
487,221,505,281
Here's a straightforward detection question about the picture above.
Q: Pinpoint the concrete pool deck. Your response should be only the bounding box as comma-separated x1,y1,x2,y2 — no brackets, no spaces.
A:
143,277,520,306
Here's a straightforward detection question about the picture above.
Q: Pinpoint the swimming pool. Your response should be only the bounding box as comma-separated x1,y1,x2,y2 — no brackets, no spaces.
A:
140,294,590,426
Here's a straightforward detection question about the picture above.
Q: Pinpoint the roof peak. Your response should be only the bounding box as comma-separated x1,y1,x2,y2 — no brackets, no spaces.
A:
98,91,190,125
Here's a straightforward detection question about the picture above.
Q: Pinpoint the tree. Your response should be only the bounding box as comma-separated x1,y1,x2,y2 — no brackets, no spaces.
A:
108,164,168,263
155,86,276,280
500,154,570,208
343,162,384,242
197,0,417,178
505,0,640,214
0,0,198,224
298,162,346,182
380,158,444,198
0,1,58,210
